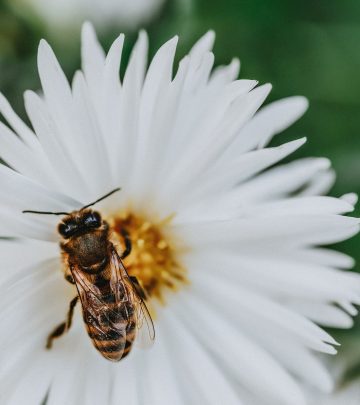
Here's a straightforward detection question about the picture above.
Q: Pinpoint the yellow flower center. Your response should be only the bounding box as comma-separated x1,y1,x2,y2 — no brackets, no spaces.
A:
108,211,188,304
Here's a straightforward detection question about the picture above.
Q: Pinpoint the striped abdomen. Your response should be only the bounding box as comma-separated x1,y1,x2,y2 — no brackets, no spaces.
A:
82,276,137,362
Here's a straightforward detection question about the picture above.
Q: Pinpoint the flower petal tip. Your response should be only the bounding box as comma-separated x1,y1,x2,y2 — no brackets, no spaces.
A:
296,136,307,147
38,38,50,54
340,193,358,207
82,21,96,36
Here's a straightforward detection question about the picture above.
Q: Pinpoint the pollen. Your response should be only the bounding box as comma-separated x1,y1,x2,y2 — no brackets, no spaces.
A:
109,212,188,304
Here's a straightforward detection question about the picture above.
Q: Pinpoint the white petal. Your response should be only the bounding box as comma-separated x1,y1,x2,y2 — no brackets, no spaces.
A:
4,351,54,405
300,168,336,196
341,193,358,206
172,291,307,405
113,31,148,188
130,36,178,197
176,84,272,176
235,158,332,203
138,321,185,405
290,248,355,269
47,342,90,405
188,277,334,393
177,214,359,248
185,195,354,224
0,260,70,393
160,310,243,405
255,96,308,148
175,138,306,210
0,239,57,285
79,352,111,405
190,269,339,352
24,89,91,199
71,71,113,195
188,30,215,63
0,121,57,187
81,22,106,105
0,164,82,239
289,301,354,328
110,357,139,405
37,40,104,200
0,92,40,150
185,251,360,303
102,34,125,178
241,196,354,217
308,378,360,405
160,79,258,190
209,58,240,86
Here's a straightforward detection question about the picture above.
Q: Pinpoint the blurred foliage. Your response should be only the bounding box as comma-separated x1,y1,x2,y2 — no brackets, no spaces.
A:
0,0,359,374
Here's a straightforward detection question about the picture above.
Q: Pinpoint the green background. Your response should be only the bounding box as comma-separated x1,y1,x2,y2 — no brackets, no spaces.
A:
0,0,359,381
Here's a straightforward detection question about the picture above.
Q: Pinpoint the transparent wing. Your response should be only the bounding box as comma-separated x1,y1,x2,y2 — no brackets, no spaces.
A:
110,247,155,348
134,297,156,348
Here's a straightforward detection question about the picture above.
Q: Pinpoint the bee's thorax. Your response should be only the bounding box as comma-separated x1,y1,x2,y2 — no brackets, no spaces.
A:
61,226,110,272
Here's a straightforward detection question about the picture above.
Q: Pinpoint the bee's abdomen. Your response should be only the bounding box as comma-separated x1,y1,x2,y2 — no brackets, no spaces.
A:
84,295,137,362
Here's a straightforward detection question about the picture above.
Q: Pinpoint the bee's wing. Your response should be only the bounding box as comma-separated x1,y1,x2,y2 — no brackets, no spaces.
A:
71,264,128,361
133,296,156,348
110,247,155,348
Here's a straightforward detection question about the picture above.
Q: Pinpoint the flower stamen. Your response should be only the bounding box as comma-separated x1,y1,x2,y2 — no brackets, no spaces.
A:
110,212,187,304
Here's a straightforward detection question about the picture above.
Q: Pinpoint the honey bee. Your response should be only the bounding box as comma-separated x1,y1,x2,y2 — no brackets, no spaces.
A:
23,188,155,362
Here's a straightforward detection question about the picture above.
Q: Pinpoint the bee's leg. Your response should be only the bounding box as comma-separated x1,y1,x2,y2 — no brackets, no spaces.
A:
129,276,147,300
46,296,79,349
65,296,79,330
120,228,132,259
64,267,75,284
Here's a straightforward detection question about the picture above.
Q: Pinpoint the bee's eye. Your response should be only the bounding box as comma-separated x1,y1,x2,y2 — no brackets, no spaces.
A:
58,221,78,238
83,212,101,228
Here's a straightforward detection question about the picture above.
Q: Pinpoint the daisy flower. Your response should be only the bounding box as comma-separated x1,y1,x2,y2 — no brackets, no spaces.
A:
14,0,166,31
0,22,360,405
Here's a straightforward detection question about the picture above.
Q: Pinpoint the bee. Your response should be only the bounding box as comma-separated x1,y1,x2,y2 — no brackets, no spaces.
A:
23,188,155,362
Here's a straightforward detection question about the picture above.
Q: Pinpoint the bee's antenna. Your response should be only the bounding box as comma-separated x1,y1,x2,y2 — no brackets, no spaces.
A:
22,188,121,216
22,210,70,216
81,187,121,210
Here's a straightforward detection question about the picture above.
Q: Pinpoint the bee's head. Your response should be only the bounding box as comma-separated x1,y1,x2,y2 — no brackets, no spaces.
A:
58,210,102,239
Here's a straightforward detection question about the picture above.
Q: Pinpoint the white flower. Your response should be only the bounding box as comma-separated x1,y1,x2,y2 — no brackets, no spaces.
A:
0,22,359,405
15,0,166,31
